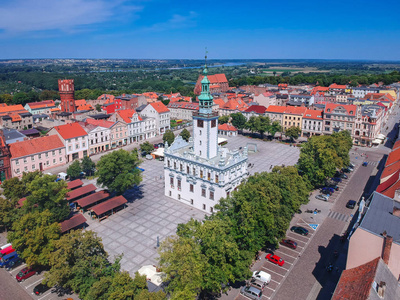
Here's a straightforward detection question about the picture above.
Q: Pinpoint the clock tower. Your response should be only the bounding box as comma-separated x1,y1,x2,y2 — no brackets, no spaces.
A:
193,57,219,159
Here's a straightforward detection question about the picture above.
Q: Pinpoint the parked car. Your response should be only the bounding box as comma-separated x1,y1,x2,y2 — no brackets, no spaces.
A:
340,173,348,179
280,239,297,249
249,278,267,291
240,286,263,300
362,162,368,167
0,251,18,268
252,270,271,284
331,177,342,183
0,243,12,251
0,245,15,258
327,184,339,191
291,226,309,236
346,200,357,209
16,267,40,282
349,162,355,168
316,194,329,201
341,168,351,173
265,254,285,266
321,187,334,195
33,283,50,296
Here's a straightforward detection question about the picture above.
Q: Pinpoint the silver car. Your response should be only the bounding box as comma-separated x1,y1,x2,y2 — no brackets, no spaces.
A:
316,194,329,201
241,286,263,300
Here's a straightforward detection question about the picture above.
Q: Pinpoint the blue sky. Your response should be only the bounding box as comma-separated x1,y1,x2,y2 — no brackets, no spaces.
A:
0,0,399,60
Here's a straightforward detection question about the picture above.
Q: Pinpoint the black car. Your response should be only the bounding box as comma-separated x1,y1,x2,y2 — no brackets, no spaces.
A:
342,168,351,173
290,226,309,236
346,200,357,209
33,283,50,296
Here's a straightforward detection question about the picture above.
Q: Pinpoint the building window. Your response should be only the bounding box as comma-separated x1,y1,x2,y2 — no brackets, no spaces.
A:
177,179,181,190
168,160,171,167
16,168,20,174
201,188,206,197
210,191,214,200
16,160,19,165
52,151,55,156
180,164,183,172
170,177,174,186
191,199,194,205
31,156,35,161
24,166,28,171
203,204,206,210
200,170,203,178
53,159,56,164
59,149,62,154
210,207,214,213
83,142,86,147
59,157,62,162
169,191,171,196
23,158,27,163
197,120,204,128
187,166,189,173
215,175,219,183
32,165,35,170
211,120,216,127
68,146,72,151
208,173,211,181
190,184,194,192
174,162,176,169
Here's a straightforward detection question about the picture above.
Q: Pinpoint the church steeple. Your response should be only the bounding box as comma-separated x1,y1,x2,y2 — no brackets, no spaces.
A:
198,51,213,115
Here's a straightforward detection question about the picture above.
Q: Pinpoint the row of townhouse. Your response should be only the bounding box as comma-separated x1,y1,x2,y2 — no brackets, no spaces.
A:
265,103,387,146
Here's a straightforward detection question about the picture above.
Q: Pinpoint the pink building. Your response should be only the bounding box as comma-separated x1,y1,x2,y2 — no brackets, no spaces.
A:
110,121,128,148
9,135,66,177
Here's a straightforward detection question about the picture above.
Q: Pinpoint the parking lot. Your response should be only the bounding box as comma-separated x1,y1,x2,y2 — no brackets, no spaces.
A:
1,262,79,300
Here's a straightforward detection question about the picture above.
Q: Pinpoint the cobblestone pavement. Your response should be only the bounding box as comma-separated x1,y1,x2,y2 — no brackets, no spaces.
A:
84,135,300,276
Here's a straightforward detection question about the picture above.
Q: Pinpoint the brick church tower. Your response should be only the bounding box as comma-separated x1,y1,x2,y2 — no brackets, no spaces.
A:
58,79,76,112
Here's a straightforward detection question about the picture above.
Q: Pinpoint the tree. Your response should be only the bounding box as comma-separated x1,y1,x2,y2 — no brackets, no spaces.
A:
67,160,82,179
81,156,96,176
269,121,282,138
12,92,29,105
140,141,154,155
8,210,61,266
45,230,109,295
0,197,19,231
218,115,229,125
39,90,60,101
179,128,191,142
163,130,175,146
2,177,27,200
96,149,142,195
95,104,102,112
230,113,247,132
245,116,270,138
24,174,70,222
285,126,302,142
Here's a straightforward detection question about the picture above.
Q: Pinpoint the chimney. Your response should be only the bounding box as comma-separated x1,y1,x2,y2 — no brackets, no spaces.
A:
377,281,386,298
393,206,400,217
382,232,393,265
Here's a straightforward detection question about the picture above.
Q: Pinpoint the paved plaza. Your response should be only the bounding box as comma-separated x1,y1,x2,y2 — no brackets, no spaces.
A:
88,135,300,276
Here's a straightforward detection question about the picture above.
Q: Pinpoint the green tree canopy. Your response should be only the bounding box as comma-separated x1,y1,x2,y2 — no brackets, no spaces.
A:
163,130,175,146
8,210,61,266
285,126,302,142
218,115,229,125
269,121,282,138
140,141,154,155
245,115,271,138
67,160,82,179
96,149,142,195
230,112,247,131
81,156,96,176
179,128,191,142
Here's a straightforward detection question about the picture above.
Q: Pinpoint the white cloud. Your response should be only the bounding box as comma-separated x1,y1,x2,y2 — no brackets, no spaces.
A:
0,0,142,34
140,11,197,32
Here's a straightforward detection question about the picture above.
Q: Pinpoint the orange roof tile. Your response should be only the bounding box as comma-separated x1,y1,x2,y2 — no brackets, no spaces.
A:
53,122,88,140
150,102,169,114
385,148,400,167
332,257,379,300
213,98,226,108
116,109,137,123
0,104,25,115
265,105,287,113
381,160,400,180
97,94,115,102
303,109,323,119
329,83,347,89
393,140,400,151
10,113,21,122
222,98,248,111
9,135,64,158
86,119,115,128
27,100,55,109
75,99,86,106
284,106,307,115
50,108,61,112
77,104,94,111
325,103,357,116
218,123,237,131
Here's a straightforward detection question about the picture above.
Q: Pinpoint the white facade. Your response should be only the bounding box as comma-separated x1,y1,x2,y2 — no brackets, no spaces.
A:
87,126,111,154
141,117,157,140
139,103,170,135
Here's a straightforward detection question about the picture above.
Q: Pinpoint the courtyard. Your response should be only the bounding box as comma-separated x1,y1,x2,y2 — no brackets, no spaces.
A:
88,135,301,276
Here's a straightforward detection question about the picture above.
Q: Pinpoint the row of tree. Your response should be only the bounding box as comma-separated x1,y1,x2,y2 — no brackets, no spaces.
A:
297,131,353,187
158,166,310,299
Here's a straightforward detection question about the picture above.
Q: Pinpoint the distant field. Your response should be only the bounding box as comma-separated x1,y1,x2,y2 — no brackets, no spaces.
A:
262,66,329,74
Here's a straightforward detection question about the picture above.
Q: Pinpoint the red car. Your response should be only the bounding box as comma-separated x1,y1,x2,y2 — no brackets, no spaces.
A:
16,267,39,282
265,254,285,266
280,239,297,249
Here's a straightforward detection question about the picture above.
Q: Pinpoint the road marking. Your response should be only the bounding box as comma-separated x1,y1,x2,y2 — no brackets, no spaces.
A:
280,246,302,254
270,279,280,284
9,264,26,274
38,290,52,300
265,286,275,291
262,295,270,299
279,252,297,260
26,278,43,289
261,267,284,277
286,234,309,244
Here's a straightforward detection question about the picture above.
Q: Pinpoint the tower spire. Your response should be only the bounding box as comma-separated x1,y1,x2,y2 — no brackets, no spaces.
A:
204,47,208,75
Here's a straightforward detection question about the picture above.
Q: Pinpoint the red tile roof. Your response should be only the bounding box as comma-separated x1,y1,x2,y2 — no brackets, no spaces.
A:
27,100,55,109
244,105,267,114
66,184,96,201
167,102,199,110
9,135,64,159
284,106,307,115
86,119,115,128
77,103,94,111
261,92,274,97
265,105,287,113
381,160,400,181
53,122,88,140
218,123,237,131
311,86,329,95
222,98,248,111
116,109,138,123
393,140,400,151
97,94,115,102
303,109,323,120
67,179,84,190
377,170,400,194
332,257,379,300
75,99,86,106
329,83,347,89
204,74,228,84
325,103,357,116
90,195,127,216
150,102,170,114
60,214,87,233
213,98,225,108
75,190,110,209
0,104,25,115
385,148,400,167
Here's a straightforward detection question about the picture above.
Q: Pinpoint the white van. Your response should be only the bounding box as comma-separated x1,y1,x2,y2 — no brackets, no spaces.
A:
57,172,69,181
252,270,271,284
